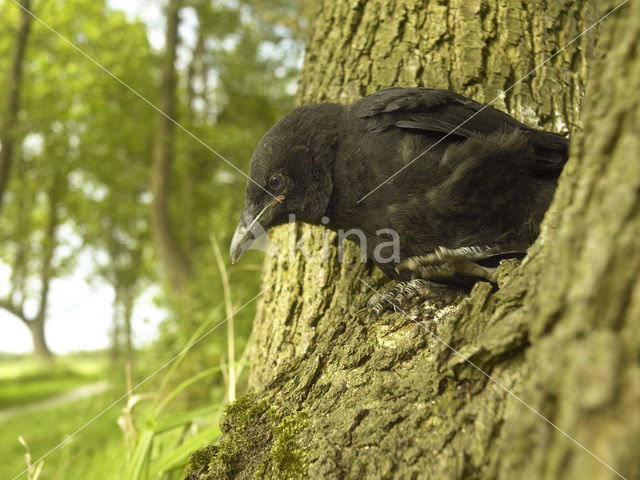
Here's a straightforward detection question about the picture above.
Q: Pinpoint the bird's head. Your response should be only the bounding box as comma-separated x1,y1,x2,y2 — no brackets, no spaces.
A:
230,104,340,263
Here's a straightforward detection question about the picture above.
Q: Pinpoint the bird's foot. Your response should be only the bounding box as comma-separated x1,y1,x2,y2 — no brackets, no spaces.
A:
396,246,502,283
367,279,451,320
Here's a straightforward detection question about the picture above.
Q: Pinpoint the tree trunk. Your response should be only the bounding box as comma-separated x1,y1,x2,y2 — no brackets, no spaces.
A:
28,164,64,363
110,280,137,368
184,21,205,254
185,1,639,479
27,316,52,363
0,0,32,218
150,0,191,291
110,286,122,364
123,289,134,368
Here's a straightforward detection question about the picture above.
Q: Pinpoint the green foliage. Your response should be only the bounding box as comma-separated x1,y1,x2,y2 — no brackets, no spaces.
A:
121,297,252,480
0,0,158,360
0,0,302,377
148,0,303,403
1,0,304,476
123,403,223,480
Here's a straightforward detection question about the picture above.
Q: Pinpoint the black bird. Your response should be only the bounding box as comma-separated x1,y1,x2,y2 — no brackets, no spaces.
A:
230,87,568,314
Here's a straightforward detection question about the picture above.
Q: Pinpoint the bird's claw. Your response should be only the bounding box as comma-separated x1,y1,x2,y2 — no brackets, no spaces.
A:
396,246,498,283
367,279,432,320
366,292,394,320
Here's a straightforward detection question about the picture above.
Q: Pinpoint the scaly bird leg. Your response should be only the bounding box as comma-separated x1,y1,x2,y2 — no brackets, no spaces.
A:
368,246,525,319
367,279,458,320
396,245,524,283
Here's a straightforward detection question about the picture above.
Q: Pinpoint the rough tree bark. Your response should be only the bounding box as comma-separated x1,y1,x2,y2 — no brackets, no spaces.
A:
150,0,192,291
186,0,638,478
0,0,32,217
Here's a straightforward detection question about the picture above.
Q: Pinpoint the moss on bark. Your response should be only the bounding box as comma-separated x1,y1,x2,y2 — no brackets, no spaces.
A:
185,396,309,479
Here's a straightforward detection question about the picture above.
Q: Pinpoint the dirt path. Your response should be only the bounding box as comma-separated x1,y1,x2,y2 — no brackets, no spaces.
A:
0,380,111,422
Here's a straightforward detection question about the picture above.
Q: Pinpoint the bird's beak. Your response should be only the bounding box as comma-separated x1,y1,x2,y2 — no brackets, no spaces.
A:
230,195,284,264
230,219,251,264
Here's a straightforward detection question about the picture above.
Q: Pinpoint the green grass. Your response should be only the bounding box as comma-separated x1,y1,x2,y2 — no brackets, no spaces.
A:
0,354,105,409
0,378,223,480
0,352,123,479
0,390,125,480
0,350,226,480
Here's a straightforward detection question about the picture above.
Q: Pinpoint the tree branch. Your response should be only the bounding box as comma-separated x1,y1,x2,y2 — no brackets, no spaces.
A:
0,297,29,324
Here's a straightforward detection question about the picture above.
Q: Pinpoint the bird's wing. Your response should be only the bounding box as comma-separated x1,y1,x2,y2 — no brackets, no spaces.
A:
351,88,568,171
352,88,504,136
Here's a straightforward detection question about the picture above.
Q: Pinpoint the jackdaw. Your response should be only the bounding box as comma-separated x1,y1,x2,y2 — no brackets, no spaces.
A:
230,87,568,315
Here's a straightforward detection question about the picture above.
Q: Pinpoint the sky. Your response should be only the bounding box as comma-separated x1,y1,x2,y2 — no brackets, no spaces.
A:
0,253,163,354
0,0,170,354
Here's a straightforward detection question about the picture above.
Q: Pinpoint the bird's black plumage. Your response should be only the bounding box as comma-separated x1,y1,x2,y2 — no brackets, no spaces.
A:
230,87,568,283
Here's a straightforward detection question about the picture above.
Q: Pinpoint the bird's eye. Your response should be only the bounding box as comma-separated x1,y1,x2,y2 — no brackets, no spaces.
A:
269,173,284,191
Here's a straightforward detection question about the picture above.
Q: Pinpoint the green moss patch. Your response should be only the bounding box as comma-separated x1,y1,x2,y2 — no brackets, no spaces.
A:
185,395,308,479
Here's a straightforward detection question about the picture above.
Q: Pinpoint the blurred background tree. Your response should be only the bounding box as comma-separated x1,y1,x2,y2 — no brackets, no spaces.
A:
0,0,308,477
0,0,159,363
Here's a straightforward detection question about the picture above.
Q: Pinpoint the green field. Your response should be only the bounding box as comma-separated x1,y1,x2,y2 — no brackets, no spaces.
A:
0,353,124,479
0,353,223,480
0,355,105,409
1,391,125,480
